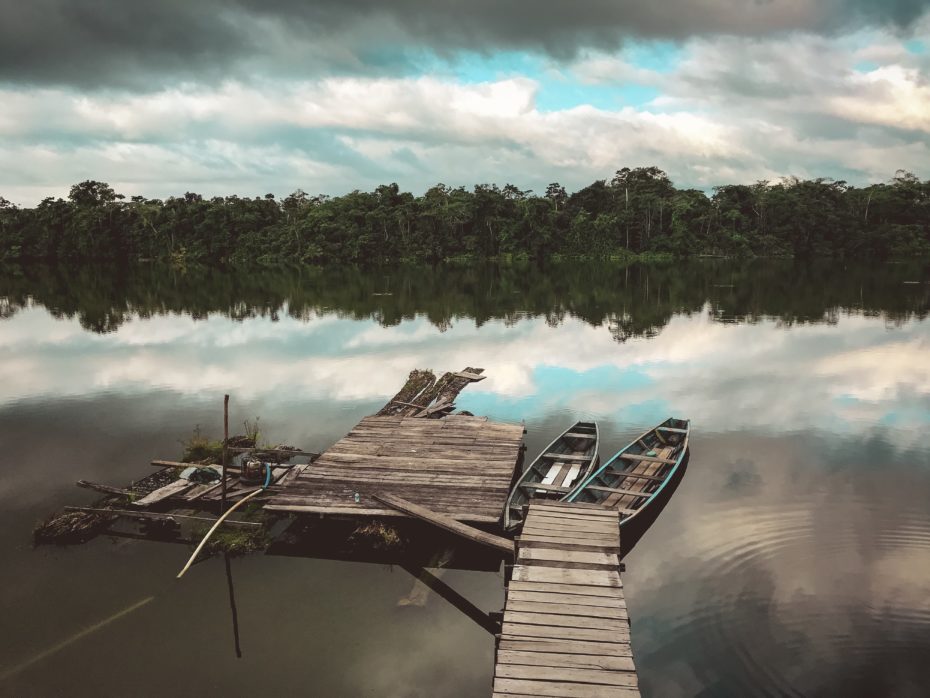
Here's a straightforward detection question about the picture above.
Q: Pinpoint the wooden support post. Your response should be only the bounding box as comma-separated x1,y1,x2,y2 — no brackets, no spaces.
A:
222,394,229,512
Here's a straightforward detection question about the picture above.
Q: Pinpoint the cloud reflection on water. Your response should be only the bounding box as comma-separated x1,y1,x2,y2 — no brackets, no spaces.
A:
1,302,926,441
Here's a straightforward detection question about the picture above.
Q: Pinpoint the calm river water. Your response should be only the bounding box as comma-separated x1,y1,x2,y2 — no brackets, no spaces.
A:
1,260,929,697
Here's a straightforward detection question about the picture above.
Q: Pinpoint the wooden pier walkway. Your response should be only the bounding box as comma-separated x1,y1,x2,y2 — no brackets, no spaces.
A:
265,414,524,524
494,501,639,697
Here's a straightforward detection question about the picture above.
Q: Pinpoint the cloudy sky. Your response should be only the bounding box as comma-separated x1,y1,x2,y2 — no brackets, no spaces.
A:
1,0,928,204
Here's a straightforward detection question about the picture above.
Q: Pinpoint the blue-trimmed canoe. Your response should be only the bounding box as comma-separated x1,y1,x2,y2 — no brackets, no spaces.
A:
565,417,689,525
504,421,600,530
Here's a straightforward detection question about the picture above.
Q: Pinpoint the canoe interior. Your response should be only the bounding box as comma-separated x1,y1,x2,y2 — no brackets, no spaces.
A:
504,421,599,530
566,417,689,524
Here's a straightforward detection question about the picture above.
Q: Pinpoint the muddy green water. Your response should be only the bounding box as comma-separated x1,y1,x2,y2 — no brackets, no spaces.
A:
1,260,929,697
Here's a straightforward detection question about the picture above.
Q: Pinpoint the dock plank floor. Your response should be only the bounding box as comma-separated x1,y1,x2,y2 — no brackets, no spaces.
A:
264,414,524,523
494,502,639,697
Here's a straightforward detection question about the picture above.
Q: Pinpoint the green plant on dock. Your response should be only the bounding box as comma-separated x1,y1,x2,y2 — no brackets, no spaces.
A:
181,425,225,464
243,417,261,446
191,524,270,557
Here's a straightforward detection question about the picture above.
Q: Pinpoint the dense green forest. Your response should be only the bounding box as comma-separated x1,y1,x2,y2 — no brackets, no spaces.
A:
1,167,928,264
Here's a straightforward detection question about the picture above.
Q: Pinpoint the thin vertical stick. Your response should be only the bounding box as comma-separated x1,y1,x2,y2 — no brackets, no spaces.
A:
222,394,229,512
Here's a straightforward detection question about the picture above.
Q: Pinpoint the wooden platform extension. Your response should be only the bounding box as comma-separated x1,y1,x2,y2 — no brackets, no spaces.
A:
265,414,525,524
494,502,639,697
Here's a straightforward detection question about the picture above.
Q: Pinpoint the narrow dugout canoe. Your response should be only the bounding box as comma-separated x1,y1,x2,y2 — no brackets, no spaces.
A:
504,421,599,530
565,417,689,526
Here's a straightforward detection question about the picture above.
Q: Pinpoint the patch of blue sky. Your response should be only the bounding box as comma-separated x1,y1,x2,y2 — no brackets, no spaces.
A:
535,82,659,112
457,364,659,423
904,39,926,55
423,49,661,111
854,60,880,73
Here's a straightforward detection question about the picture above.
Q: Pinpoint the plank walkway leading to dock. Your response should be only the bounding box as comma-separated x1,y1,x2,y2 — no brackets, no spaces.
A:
494,501,639,697
265,414,524,524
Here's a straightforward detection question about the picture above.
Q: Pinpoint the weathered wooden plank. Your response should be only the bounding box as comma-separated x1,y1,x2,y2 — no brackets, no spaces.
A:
521,524,619,539
294,471,513,489
516,536,620,554
263,504,500,523
520,525,618,539
267,493,505,515
507,589,627,609
507,580,625,598
521,482,571,493
505,600,628,620
498,638,633,657
619,453,675,465
493,678,640,697
524,511,618,525
519,548,619,568
496,664,638,688
454,371,486,381
511,567,622,587
542,452,593,462
497,649,635,673
503,611,628,631
585,486,651,499
601,470,665,483
501,622,630,643
63,506,261,528
527,511,619,534
132,479,194,507
525,507,620,522
183,482,222,501
373,493,514,554
526,508,619,522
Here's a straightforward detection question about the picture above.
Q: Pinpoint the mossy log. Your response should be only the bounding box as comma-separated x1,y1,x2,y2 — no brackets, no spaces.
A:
377,369,436,416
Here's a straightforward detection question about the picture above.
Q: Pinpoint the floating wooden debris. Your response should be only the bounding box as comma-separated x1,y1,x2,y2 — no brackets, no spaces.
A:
377,366,485,418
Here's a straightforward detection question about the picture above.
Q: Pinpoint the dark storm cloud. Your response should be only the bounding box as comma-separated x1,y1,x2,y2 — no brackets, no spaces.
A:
1,0,929,88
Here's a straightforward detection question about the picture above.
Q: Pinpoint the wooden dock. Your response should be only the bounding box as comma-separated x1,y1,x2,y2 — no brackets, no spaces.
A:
265,414,524,524
494,501,639,697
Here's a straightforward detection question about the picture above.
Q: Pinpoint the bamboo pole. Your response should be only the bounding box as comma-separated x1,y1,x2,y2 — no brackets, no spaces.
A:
176,487,265,579
222,394,229,512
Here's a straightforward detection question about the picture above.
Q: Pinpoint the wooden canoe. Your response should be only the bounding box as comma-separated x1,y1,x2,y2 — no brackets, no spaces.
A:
504,421,600,530
565,417,689,526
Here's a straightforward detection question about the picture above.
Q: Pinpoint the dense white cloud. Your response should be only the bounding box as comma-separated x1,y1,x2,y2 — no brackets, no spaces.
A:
0,28,927,203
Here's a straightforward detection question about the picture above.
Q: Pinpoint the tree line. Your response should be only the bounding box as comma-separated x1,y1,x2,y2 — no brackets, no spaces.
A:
1,167,928,264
